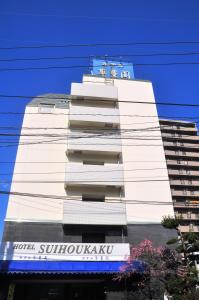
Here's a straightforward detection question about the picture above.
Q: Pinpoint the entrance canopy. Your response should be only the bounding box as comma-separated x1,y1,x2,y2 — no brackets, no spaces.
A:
0,260,146,274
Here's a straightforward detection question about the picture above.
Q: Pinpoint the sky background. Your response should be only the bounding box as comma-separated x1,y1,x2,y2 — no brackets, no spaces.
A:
0,0,199,240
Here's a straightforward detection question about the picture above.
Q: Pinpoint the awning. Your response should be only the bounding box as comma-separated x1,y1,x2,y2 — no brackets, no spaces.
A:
0,260,146,274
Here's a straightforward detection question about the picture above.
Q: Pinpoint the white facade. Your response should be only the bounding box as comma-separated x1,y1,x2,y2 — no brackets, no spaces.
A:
5,76,174,226
5,95,69,223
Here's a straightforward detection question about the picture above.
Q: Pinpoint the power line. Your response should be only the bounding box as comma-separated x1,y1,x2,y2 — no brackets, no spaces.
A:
0,160,169,164
0,179,170,183
0,94,199,108
2,51,199,62
0,190,174,205
1,40,199,50
0,167,169,176
1,62,199,71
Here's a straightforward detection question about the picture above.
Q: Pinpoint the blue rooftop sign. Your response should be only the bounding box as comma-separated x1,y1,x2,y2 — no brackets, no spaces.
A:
91,58,134,79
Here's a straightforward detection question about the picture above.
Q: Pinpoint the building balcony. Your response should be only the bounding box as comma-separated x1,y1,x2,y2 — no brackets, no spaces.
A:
63,200,126,225
160,124,196,133
179,225,199,233
174,201,199,208
67,130,122,154
176,213,199,220
170,180,199,187
65,163,124,187
171,190,199,197
165,150,199,159
163,141,199,150
168,169,199,177
71,83,118,101
69,103,120,126
166,159,199,168
162,132,199,142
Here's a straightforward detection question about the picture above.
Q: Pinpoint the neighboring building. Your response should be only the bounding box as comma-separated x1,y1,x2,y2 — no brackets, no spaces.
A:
0,61,175,300
160,119,199,233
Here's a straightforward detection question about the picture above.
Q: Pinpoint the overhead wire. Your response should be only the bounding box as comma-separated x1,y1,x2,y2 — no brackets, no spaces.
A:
2,51,199,62
2,61,199,71
1,40,199,50
0,94,199,108
0,190,175,205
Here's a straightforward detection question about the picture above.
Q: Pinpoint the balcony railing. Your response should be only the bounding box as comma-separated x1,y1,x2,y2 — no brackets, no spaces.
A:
63,200,126,225
67,130,122,154
69,104,120,126
71,83,118,101
65,163,124,187
179,225,199,233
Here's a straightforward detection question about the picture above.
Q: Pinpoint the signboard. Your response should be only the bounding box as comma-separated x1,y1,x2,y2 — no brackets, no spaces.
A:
0,242,130,261
91,58,134,79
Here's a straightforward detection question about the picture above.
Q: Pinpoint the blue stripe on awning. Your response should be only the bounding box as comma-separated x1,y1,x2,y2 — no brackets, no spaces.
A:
0,260,146,274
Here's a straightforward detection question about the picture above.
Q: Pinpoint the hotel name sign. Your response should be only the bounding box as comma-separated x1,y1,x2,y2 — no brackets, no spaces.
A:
0,242,130,261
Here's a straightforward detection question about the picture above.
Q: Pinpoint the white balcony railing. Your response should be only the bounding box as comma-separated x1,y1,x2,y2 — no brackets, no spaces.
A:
69,104,120,125
65,163,124,187
67,130,122,154
63,200,126,225
71,83,118,101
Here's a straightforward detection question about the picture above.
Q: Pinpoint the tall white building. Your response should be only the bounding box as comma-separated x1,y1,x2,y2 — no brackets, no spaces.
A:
0,63,175,300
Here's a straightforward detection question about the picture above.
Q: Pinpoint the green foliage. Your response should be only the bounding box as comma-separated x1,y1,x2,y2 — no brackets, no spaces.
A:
183,232,199,244
175,244,184,253
161,215,180,229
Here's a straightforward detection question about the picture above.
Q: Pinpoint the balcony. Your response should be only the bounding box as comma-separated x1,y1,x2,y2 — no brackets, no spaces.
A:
170,180,199,187
171,190,199,197
160,125,196,133
65,163,124,187
175,213,199,220
71,83,118,101
67,130,122,154
162,132,199,142
166,159,199,168
163,141,199,150
63,200,126,225
168,169,199,177
179,225,199,233
69,104,120,126
165,150,199,159
174,202,199,208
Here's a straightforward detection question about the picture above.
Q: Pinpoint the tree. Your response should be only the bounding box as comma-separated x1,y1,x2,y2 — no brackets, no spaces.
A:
116,239,198,299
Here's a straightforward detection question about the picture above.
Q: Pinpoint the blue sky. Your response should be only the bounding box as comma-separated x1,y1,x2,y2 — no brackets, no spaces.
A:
0,0,199,240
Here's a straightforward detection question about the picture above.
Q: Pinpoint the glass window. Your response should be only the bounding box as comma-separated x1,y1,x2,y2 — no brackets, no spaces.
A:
82,233,105,243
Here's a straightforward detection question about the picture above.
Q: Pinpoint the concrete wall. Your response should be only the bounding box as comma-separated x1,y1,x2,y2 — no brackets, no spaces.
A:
5,104,68,223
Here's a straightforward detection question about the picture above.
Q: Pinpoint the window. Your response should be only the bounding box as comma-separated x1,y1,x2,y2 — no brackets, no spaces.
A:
83,161,104,165
177,160,181,165
82,195,105,202
82,233,105,243
189,223,194,230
